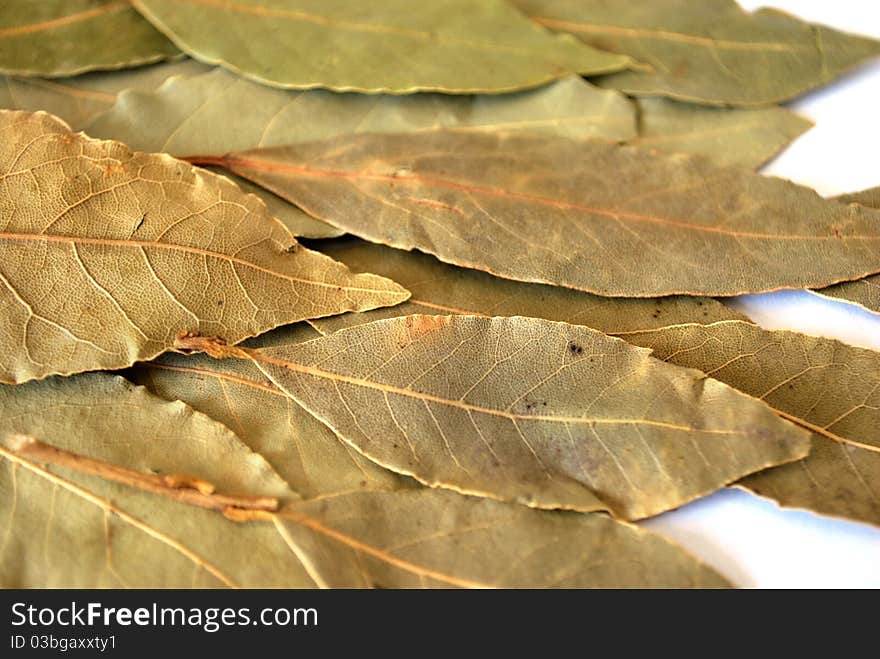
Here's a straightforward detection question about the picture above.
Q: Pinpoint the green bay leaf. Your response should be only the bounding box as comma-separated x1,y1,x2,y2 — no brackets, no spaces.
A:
513,0,880,106
0,1,179,78
130,0,630,93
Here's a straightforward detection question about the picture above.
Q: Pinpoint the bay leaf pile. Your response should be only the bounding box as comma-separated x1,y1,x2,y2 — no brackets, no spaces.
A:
1,1,878,589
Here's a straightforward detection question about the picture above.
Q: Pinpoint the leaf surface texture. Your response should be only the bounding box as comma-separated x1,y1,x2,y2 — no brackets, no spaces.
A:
513,0,880,105
234,314,810,520
130,0,630,93
0,111,407,383
0,1,179,77
209,130,880,297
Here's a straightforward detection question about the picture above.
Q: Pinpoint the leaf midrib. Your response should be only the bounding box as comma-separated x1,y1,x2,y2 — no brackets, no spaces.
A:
213,155,880,242
0,231,398,295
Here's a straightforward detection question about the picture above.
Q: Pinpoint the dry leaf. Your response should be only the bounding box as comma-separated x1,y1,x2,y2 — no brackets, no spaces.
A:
0,59,210,130
178,315,811,521
308,239,747,336
129,0,630,93
198,130,880,297
86,69,636,238
812,188,880,316
0,1,179,78
620,321,880,527
0,372,316,587
0,110,407,384
0,372,728,588
513,0,880,106
633,98,812,168
127,323,412,498
272,488,730,588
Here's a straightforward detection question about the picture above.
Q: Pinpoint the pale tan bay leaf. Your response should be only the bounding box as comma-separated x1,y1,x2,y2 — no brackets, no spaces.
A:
513,0,880,106
0,110,408,384
0,1,179,78
0,58,210,130
179,315,810,521
127,324,412,498
620,321,880,527
308,240,746,336
633,98,812,168
200,130,880,297
130,0,630,94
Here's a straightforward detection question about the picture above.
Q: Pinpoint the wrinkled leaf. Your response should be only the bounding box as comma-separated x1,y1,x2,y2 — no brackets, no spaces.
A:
633,98,812,168
0,111,407,384
0,1,179,78
0,58,210,130
309,239,746,335
130,0,630,94
513,0,880,106
812,188,880,316
181,315,811,521
127,324,411,498
621,321,880,527
0,373,728,588
203,130,880,297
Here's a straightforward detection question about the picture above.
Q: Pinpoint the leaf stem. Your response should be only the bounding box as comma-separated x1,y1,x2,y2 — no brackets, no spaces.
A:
3,434,279,515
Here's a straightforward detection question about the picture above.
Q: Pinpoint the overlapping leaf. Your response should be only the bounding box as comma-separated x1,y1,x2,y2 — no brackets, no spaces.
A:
0,371,729,588
812,188,880,316
0,111,407,384
621,321,880,527
633,99,812,169
0,372,314,587
0,58,210,130
0,1,179,78
513,0,880,106
128,323,411,498
181,314,811,520
202,130,880,297
87,68,636,238
308,240,746,336
129,0,630,94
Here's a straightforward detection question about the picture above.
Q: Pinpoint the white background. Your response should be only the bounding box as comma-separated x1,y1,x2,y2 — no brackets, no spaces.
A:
636,0,880,588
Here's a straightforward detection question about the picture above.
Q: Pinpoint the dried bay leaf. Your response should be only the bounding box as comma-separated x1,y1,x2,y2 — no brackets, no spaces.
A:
308,240,746,336
273,488,730,588
0,58,210,130
88,68,637,154
0,373,729,588
812,188,880,316
0,372,315,587
621,321,880,527
0,1,179,78
513,0,880,106
130,0,630,94
179,315,811,521
0,110,408,384
633,98,812,169
86,68,636,238
127,325,412,498
201,130,880,297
